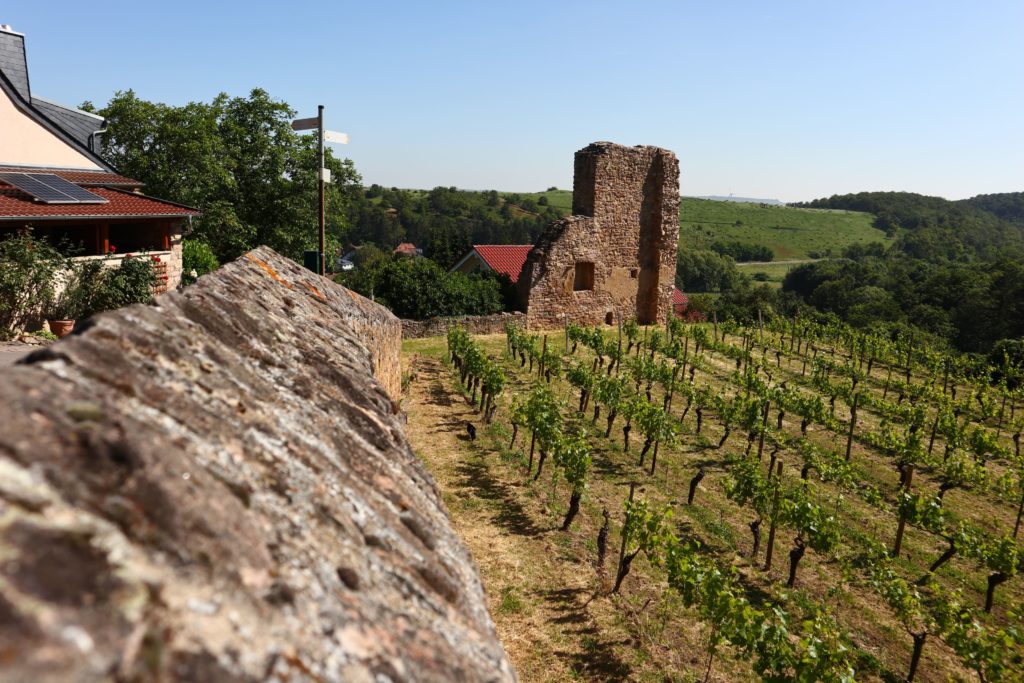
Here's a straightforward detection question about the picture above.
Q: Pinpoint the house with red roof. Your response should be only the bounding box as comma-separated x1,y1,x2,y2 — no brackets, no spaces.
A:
393,242,423,258
450,245,534,284
672,288,689,317
0,24,198,292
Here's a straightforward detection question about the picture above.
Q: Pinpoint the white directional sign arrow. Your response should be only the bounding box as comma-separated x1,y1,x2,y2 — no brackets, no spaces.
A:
324,130,349,144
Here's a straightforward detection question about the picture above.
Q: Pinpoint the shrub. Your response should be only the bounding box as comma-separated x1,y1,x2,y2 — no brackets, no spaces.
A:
0,229,67,338
96,255,158,312
710,240,773,262
63,256,158,320
336,256,504,319
182,239,220,285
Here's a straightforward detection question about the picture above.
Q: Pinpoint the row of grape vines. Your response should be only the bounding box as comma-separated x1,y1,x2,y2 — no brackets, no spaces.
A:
442,316,1023,681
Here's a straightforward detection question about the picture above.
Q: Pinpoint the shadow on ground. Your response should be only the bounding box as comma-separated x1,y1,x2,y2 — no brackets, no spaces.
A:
455,456,544,538
542,587,633,680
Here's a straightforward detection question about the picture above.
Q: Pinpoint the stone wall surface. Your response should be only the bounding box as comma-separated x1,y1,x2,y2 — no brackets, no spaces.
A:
519,142,679,329
0,246,515,683
401,312,525,339
167,232,184,291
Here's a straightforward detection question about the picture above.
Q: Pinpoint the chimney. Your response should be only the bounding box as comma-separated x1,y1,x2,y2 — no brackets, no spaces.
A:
0,23,30,101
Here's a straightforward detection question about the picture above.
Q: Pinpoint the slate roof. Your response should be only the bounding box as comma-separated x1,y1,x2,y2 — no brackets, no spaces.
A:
472,245,533,283
30,96,105,152
0,25,113,173
0,27,29,101
0,184,198,221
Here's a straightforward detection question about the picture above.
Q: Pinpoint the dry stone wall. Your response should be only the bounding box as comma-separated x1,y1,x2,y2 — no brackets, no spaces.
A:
519,142,679,329
0,246,514,682
401,312,525,339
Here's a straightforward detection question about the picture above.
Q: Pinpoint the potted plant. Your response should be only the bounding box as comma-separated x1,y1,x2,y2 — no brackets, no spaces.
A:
44,263,85,338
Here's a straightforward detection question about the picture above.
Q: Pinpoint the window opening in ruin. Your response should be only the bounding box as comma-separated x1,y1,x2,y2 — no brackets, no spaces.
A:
605,311,614,325
573,262,595,291
630,269,638,279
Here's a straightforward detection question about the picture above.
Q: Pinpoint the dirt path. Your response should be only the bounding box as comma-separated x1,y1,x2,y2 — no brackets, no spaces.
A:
403,357,635,682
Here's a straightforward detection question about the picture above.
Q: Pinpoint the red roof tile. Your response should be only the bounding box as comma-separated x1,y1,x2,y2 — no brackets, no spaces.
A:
672,288,688,306
0,185,198,220
393,242,419,255
473,245,533,283
0,167,140,186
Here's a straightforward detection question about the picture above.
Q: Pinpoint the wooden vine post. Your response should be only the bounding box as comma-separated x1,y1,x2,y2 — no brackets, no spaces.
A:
614,482,638,592
763,461,783,572
540,334,548,379
845,390,860,461
892,464,914,557
756,399,770,461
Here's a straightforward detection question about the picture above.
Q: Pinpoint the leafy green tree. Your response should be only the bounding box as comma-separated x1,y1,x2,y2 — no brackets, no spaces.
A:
98,89,361,263
710,240,773,262
676,248,743,292
337,257,503,319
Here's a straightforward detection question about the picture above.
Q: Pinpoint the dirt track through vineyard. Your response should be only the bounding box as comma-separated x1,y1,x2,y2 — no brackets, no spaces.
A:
403,356,646,682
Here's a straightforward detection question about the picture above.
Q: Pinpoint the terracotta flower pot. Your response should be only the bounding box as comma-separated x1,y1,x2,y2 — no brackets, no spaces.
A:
48,319,75,338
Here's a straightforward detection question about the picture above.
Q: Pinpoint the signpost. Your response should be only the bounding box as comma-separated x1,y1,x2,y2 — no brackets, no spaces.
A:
291,106,348,276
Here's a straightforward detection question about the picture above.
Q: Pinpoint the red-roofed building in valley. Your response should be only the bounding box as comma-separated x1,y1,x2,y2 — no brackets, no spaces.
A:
672,288,688,317
0,24,198,292
393,242,423,257
450,245,533,284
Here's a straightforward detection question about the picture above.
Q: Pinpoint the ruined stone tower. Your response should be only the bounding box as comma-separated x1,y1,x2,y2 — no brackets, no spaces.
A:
518,142,680,329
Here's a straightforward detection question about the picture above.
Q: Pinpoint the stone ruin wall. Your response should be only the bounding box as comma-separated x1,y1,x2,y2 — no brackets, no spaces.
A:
0,246,514,682
519,142,679,329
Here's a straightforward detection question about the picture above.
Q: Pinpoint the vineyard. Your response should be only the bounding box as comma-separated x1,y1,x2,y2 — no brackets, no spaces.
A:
404,317,1024,682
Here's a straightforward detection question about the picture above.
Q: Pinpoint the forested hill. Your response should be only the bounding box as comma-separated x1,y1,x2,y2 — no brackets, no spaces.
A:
792,191,1024,261
346,185,564,269
781,191,1024,353
961,192,1024,226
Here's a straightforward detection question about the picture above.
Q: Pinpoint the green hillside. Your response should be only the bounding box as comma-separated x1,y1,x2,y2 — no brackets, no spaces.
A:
520,189,573,214
679,197,888,259
519,192,889,261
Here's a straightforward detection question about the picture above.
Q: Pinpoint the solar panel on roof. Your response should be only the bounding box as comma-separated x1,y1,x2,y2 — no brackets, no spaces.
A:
0,172,108,204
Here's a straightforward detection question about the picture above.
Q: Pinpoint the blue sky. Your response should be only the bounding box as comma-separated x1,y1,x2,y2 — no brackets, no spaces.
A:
6,1,1022,201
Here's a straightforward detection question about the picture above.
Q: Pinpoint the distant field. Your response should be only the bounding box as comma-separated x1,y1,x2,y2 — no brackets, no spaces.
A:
680,197,888,259
519,192,888,261
735,259,811,288
521,189,573,214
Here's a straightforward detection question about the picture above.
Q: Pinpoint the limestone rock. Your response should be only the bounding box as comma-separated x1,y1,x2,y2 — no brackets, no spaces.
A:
0,246,515,682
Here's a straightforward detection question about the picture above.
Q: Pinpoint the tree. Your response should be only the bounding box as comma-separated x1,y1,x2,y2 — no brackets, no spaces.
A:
337,257,503,319
98,89,361,263
676,248,742,293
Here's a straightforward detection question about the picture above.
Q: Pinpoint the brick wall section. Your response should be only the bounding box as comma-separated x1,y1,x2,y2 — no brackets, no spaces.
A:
518,142,679,329
402,311,526,338
0,246,513,682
